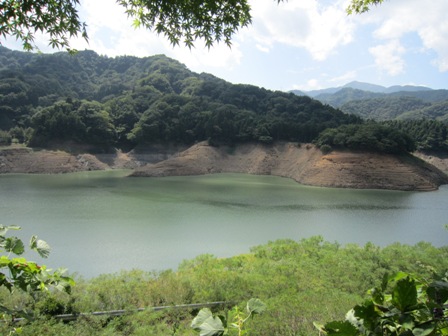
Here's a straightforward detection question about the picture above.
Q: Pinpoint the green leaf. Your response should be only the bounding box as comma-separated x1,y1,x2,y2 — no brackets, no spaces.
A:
191,308,225,336
246,298,266,315
30,236,51,258
400,313,415,330
324,320,359,335
5,237,25,255
392,277,418,312
198,316,225,336
413,321,437,336
427,280,448,305
191,308,213,329
353,301,378,330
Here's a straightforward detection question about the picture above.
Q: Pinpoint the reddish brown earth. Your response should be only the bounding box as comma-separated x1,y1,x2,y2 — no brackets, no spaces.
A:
1,143,447,191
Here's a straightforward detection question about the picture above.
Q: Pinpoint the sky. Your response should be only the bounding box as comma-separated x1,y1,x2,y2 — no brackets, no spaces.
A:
3,0,448,92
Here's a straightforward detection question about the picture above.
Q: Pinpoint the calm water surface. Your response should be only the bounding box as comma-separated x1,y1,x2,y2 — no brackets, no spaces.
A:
1,170,447,278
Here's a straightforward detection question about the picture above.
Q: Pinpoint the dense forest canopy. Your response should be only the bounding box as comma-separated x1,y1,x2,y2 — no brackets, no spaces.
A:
292,84,448,154
0,46,361,150
1,46,447,154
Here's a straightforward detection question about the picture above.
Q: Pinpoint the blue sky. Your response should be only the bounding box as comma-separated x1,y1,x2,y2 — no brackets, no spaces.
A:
3,0,448,91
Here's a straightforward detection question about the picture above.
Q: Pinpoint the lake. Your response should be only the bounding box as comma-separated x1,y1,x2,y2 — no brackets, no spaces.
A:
1,170,447,278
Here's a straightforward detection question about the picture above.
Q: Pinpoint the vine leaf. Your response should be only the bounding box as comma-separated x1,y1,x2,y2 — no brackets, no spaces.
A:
30,236,51,258
392,277,417,312
247,298,266,315
323,320,359,335
191,308,225,336
5,237,25,255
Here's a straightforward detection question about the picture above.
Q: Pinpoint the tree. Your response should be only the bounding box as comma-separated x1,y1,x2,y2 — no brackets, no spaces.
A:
1,0,385,52
0,0,87,52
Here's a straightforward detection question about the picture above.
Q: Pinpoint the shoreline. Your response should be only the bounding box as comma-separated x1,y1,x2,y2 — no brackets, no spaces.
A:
1,142,448,191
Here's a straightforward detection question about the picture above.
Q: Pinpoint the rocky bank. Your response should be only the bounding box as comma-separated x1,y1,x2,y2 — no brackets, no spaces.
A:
1,143,448,191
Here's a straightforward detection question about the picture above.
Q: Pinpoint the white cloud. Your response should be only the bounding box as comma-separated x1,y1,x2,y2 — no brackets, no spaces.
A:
363,0,448,72
246,0,355,61
67,0,243,72
329,70,357,85
292,78,323,91
369,40,405,76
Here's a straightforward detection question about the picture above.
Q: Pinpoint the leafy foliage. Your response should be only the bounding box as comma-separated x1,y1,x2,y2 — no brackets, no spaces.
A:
117,0,255,48
346,0,385,14
2,237,447,335
191,299,266,336
0,225,74,323
0,0,87,51
1,0,386,51
317,272,448,335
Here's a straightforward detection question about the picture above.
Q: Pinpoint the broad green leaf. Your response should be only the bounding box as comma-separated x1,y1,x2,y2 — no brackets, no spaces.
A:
353,301,378,330
198,316,225,336
427,280,448,304
30,236,51,258
392,277,417,312
246,298,266,315
5,237,25,255
324,320,359,335
400,313,415,330
413,321,437,336
191,308,213,329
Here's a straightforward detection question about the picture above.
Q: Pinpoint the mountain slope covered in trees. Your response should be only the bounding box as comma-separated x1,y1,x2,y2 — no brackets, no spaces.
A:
0,47,360,151
1,47,447,156
291,81,448,122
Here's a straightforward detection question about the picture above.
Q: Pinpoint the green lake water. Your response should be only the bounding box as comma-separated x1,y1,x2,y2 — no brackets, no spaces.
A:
1,170,447,278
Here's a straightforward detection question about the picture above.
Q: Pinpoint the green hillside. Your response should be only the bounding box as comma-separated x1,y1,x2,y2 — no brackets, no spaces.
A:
0,47,360,150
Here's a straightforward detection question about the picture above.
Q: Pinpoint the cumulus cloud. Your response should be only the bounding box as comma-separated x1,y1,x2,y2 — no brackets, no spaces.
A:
329,70,358,85
369,40,405,76
364,0,448,72
246,0,355,61
66,0,243,71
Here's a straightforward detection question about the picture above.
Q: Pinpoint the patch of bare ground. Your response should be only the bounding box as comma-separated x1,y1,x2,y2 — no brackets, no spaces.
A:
2,143,447,191
0,147,109,173
414,152,448,174
131,142,448,191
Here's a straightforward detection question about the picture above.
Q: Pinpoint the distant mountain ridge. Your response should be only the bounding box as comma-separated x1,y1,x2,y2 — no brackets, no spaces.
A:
291,81,433,98
290,81,448,122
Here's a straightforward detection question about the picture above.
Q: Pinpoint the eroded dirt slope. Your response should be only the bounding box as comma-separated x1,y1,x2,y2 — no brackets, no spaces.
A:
131,142,448,191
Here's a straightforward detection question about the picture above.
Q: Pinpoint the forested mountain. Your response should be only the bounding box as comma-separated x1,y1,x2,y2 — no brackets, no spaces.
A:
341,96,433,121
290,81,432,99
1,47,446,155
0,47,360,150
290,81,448,119
313,88,383,108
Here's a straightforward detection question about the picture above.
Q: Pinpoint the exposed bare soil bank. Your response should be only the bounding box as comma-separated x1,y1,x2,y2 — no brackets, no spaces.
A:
0,144,189,174
1,143,447,191
131,142,448,191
